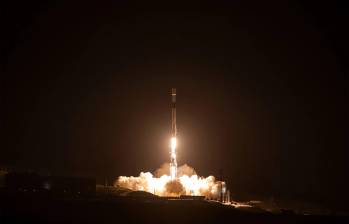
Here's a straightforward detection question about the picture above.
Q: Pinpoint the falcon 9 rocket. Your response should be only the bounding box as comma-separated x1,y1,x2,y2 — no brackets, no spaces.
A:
170,88,177,180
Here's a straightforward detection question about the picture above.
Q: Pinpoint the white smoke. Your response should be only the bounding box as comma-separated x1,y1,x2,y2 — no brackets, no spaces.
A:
154,163,196,177
115,163,223,198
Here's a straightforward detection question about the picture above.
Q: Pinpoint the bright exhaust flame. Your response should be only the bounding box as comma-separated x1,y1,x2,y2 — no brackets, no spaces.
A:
170,137,177,152
170,137,177,180
115,163,224,198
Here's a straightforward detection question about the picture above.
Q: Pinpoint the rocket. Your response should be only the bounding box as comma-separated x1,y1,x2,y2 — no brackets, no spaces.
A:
171,88,177,137
170,88,177,180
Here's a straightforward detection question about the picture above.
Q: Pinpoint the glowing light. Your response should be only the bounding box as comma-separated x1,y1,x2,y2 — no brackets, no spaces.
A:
170,166,176,181
170,137,177,180
170,137,177,150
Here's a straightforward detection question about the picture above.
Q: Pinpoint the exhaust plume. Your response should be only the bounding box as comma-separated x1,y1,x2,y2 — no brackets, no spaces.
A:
115,163,224,198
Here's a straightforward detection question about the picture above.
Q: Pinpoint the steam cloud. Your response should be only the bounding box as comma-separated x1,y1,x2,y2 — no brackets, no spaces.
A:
115,163,223,198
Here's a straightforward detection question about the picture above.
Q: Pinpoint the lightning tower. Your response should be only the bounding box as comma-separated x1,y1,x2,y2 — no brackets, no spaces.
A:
170,88,177,180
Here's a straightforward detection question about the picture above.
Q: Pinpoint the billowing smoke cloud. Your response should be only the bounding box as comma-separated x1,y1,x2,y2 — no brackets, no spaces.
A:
153,163,170,177
177,164,197,177
154,163,196,177
115,163,223,198
165,180,185,195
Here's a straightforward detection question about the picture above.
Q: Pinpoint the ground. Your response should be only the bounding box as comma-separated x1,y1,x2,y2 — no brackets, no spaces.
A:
0,190,348,224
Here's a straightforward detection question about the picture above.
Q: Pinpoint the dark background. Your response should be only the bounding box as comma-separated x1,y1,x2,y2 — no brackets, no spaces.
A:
1,1,348,209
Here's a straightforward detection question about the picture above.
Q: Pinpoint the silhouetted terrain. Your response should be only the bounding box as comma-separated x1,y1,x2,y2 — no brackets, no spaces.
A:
1,191,347,224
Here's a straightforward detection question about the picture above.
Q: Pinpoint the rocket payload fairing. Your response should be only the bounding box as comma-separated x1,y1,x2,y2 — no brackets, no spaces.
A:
170,88,177,180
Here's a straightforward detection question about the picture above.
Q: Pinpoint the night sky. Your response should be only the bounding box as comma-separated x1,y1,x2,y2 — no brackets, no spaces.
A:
2,1,348,208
